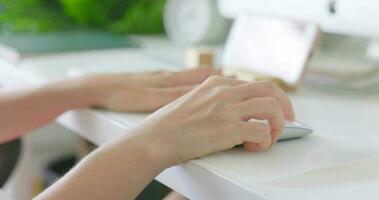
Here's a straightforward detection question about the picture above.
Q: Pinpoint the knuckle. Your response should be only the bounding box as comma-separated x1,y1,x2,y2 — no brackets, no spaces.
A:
276,118,285,128
258,124,271,134
209,101,226,116
213,86,232,99
211,101,224,111
262,80,276,90
285,96,293,106
274,114,286,129
262,131,272,143
283,96,293,110
262,81,282,95
254,125,271,138
274,124,285,136
206,102,231,123
263,97,278,107
205,75,223,85
250,132,270,145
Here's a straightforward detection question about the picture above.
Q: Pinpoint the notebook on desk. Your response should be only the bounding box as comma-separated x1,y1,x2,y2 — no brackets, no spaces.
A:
0,30,138,62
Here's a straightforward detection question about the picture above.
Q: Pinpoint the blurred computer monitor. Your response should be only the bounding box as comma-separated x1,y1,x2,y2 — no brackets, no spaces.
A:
219,0,379,59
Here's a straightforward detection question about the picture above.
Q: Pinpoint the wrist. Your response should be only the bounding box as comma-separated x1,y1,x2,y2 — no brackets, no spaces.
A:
128,127,179,170
76,74,118,108
116,130,171,174
36,78,95,110
59,75,112,109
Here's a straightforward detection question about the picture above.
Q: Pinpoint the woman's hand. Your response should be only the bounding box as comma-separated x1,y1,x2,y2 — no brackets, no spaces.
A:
81,68,221,112
34,76,294,200
135,76,295,167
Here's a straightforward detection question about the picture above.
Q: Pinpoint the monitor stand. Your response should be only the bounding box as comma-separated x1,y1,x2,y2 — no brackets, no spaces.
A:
309,33,378,77
305,33,379,95
367,39,379,62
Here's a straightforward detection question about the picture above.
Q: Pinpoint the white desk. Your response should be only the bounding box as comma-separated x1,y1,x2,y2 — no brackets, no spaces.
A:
1,37,379,200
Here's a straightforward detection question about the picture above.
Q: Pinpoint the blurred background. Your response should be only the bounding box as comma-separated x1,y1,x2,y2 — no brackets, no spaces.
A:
0,0,379,199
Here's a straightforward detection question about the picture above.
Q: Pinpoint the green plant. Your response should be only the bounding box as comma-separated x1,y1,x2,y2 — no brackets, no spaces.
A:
0,0,165,34
0,0,72,33
109,0,165,34
60,0,131,27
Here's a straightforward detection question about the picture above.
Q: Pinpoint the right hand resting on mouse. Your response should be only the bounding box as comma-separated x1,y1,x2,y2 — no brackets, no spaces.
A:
36,76,295,200
132,76,295,167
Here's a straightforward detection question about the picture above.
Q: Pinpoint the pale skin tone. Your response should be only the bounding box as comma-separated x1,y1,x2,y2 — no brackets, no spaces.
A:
0,68,294,200
0,68,220,141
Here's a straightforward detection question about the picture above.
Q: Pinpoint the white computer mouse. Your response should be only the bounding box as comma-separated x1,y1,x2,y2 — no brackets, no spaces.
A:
279,120,313,141
251,120,313,141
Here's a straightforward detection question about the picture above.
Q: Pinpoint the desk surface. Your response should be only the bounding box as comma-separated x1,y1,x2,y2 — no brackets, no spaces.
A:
1,37,379,200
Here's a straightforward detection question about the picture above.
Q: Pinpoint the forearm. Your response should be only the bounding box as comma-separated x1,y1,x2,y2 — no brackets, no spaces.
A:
35,133,169,200
32,76,291,200
0,77,96,143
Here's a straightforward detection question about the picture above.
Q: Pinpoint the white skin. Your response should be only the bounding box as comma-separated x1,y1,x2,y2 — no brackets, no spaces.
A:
0,68,220,141
0,69,294,200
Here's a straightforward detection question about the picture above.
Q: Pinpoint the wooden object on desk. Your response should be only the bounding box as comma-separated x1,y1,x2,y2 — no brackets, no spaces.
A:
185,47,214,69
185,48,296,91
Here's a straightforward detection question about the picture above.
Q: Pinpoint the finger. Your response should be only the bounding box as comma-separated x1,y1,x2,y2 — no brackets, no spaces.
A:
143,70,168,76
234,97,285,144
202,76,247,88
198,77,252,103
243,142,268,152
153,68,222,87
224,75,238,79
147,85,195,110
124,70,168,76
234,81,295,120
238,122,271,149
